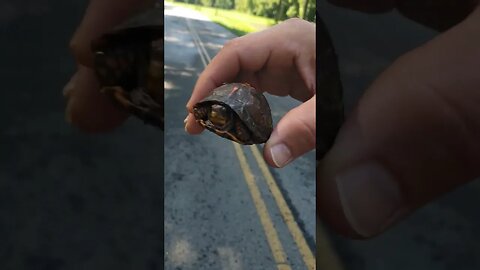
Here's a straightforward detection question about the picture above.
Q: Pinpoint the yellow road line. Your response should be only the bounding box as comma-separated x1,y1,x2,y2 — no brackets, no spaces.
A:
185,15,340,269
189,18,293,268
186,18,209,66
250,146,316,270
233,143,292,270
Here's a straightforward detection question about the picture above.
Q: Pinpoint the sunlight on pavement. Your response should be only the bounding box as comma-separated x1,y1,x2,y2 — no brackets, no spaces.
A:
217,246,243,270
165,2,210,21
167,238,197,267
164,80,175,90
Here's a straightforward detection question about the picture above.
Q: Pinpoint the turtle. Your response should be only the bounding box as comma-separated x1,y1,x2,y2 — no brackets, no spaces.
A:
193,83,273,145
91,7,164,130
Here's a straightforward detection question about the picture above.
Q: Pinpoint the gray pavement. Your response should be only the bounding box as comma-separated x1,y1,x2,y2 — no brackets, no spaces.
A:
164,3,316,270
0,1,164,269
319,1,480,269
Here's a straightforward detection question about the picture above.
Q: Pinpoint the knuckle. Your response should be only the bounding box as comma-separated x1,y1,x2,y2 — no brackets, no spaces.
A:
223,37,242,50
284,17,307,27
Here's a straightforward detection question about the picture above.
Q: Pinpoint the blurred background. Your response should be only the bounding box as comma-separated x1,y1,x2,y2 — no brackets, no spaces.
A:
0,0,164,269
168,0,315,35
318,1,480,270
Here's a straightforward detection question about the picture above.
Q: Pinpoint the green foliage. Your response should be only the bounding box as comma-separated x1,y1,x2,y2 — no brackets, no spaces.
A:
286,0,299,18
172,0,315,22
200,0,214,7
305,0,316,21
215,0,235,9
253,0,278,18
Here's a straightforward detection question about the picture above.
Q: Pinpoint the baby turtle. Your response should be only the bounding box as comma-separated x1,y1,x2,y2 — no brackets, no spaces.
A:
193,83,273,145
91,8,164,129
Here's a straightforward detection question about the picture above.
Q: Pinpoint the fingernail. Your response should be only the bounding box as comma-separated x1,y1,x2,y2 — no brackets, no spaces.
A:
270,144,292,167
184,115,189,124
184,119,189,133
335,162,405,238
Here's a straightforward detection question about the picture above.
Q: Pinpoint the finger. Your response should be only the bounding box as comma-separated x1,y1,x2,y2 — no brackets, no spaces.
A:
327,0,395,13
317,8,480,239
70,0,154,67
395,0,479,31
65,66,129,132
186,34,266,112
184,113,204,135
263,96,316,168
186,18,315,112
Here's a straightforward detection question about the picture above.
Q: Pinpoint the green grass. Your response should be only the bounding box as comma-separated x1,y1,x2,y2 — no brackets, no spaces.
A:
166,1,277,36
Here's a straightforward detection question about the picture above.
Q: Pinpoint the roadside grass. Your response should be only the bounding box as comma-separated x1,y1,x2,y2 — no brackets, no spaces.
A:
166,1,277,36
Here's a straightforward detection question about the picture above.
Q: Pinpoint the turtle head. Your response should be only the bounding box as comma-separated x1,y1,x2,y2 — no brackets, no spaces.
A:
209,104,231,129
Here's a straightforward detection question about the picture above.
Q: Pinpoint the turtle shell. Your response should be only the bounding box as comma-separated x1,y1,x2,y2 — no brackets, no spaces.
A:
92,8,164,51
91,7,164,129
194,83,273,144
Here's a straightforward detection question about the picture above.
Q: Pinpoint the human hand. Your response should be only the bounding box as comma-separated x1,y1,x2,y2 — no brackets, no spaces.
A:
327,0,479,31
317,5,480,238
185,18,316,168
63,0,154,132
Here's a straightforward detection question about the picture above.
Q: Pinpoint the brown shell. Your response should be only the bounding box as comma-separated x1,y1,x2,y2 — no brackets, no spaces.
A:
91,7,164,129
92,8,163,51
194,83,273,144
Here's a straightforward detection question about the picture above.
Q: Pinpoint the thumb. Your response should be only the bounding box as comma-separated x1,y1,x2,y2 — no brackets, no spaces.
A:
263,96,316,168
317,7,480,239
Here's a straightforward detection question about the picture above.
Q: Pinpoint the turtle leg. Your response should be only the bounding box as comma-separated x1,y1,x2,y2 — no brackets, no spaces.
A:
101,86,163,129
129,87,164,129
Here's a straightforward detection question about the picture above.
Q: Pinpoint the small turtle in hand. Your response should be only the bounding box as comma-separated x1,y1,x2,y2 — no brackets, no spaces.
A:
193,83,273,145
91,8,164,129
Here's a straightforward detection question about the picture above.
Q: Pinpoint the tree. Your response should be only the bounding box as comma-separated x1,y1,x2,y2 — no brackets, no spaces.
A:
276,0,286,21
286,0,300,18
302,0,310,19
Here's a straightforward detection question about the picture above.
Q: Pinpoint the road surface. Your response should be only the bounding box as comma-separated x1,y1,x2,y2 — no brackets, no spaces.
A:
164,3,317,270
319,1,480,270
0,1,164,269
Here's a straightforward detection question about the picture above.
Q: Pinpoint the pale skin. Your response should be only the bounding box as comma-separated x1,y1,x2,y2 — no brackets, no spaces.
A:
64,0,480,238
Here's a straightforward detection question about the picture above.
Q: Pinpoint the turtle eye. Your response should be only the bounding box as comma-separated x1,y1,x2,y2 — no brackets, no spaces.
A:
94,51,114,85
95,51,107,68
193,107,208,120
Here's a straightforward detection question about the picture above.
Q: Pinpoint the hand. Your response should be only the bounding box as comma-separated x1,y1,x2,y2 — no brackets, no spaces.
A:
317,5,480,239
327,0,479,31
63,0,154,132
185,18,316,168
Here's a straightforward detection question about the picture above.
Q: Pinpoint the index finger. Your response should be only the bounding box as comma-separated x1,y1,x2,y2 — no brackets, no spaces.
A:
185,31,271,113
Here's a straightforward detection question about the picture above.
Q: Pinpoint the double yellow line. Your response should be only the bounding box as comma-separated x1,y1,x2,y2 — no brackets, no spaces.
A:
185,15,342,270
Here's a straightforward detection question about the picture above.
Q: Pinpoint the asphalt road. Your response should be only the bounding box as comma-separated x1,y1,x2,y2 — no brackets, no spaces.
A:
164,3,316,270
319,1,480,270
0,1,164,269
